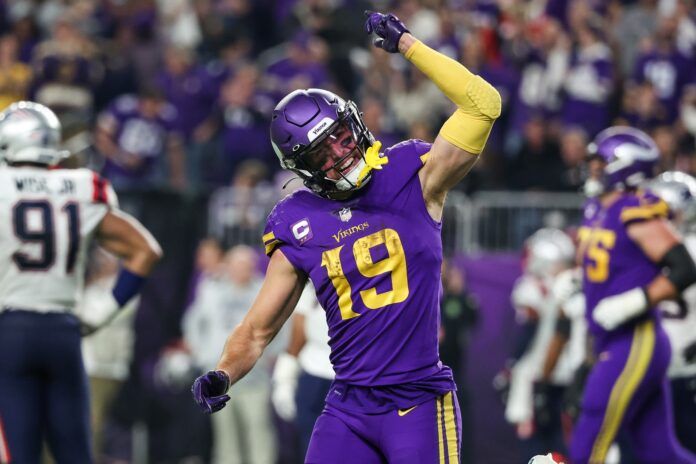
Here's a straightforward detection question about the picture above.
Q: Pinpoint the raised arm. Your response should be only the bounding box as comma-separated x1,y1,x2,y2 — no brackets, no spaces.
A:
192,249,307,413
365,12,502,220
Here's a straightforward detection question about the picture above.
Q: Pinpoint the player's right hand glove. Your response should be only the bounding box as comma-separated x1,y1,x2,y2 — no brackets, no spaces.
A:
364,11,409,53
191,370,231,414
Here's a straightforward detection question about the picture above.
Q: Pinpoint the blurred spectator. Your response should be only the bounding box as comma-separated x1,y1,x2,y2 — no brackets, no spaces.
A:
212,64,275,188
185,237,224,308
671,0,696,57
157,45,220,141
4,3,39,61
632,14,696,123
155,0,201,49
682,88,696,139
652,124,681,172
440,260,479,464
560,21,615,136
262,30,331,103
610,0,659,75
95,91,186,192
183,245,284,464
30,15,103,126
94,23,139,111
388,67,450,134
558,126,589,191
507,16,566,153
76,248,138,462
359,95,403,149
208,159,277,248
620,81,669,130
285,0,371,95
0,33,31,109
507,116,565,190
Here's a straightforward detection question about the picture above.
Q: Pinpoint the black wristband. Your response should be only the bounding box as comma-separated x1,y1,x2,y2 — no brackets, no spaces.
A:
660,243,696,292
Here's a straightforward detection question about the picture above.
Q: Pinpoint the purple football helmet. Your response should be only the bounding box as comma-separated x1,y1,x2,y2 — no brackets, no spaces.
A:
586,126,659,195
270,89,375,197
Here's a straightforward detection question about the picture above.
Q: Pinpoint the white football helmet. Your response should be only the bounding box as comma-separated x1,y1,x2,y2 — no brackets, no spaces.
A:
644,171,696,232
0,101,69,166
525,228,575,278
528,454,563,464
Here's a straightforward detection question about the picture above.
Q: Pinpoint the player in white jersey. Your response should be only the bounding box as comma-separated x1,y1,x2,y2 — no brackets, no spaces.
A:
645,171,696,454
0,102,161,464
271,282,335,459
505,228,577,458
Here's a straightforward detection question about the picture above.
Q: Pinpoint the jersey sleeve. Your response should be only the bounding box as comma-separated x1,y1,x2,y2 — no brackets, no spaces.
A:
262,203,285,257
619,190,670,226
382,139,432,180
373,139,432,211
89,172,119,209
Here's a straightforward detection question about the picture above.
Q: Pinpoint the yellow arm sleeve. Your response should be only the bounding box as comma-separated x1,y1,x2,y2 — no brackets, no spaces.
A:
405,40,502,154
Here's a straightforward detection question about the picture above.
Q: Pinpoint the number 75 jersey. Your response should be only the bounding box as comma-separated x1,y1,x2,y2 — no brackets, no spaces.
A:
0,166,117,312
578,191,668,339
263,140,445,386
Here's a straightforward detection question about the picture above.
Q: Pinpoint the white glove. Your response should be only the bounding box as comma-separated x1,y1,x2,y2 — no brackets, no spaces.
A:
271,353,300,421
76,292,122,336
592,287,648,331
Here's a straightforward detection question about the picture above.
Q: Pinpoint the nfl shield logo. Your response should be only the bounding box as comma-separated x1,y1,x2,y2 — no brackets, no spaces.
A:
339,207,352,222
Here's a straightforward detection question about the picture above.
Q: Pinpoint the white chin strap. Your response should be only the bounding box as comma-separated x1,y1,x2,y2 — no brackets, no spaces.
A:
335,158,367,191
583,178,604,197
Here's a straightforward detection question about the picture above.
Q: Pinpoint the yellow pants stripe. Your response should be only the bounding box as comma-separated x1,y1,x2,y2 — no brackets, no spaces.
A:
444,392,459,462
436,396,445,464
589,320,655,463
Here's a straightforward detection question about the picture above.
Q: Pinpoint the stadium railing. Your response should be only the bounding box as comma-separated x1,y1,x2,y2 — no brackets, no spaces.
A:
208,189,586,254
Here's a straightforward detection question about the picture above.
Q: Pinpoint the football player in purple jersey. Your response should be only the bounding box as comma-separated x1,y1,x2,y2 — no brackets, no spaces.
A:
571,127,696,463
191,10,501,464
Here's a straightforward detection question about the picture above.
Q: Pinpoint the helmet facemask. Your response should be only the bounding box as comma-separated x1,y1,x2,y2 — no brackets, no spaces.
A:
278,100,375,198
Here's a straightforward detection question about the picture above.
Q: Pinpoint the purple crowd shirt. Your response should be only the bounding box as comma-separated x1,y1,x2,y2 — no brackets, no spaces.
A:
633,49,696,123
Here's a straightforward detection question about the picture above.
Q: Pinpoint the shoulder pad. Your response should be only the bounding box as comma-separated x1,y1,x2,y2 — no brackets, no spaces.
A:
619,190,669,225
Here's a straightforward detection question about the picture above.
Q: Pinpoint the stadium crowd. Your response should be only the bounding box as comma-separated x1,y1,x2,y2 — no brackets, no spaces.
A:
1,0,696,463
1,0,695,197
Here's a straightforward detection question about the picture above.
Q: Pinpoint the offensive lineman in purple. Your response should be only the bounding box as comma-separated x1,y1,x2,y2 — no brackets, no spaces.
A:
191,10,501,464
572,127,696,463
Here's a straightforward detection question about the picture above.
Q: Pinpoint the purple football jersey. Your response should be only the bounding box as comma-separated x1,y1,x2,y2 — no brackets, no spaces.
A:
578,191,669,345
263,139,455,412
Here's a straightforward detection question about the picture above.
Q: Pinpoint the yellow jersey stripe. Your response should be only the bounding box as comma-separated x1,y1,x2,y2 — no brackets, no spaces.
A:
420,152,431,165
444,392,459,461
589,321,655,463
264,239,280,256
262,231,276,243
436,396,445,464
620,201,669,223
